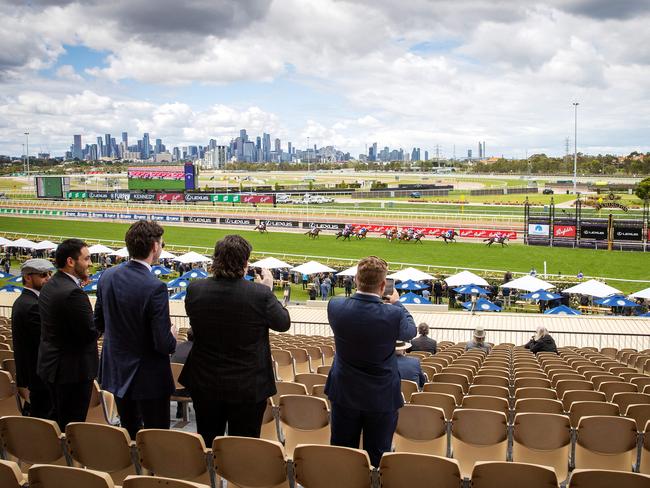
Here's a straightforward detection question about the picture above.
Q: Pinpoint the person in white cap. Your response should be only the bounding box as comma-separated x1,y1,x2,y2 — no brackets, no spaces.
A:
11,258,55,418
466,325,491,353
395,341,426,387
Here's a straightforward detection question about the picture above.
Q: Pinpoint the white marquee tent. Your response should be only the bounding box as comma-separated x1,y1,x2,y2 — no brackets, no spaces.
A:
337,265,358,277
387,267,436,282
7,238,37,249
33,240,58,251
250,257,291,269
88,244,114,254
630,287,650,300
291,261,336,275
502,275,555,292
562,279,622,298
110,247,130,258
174,251,212,264
444,270,489,287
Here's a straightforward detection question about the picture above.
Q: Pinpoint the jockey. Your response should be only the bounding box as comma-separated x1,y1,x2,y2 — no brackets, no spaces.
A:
259,221,266,230
344,223,352,232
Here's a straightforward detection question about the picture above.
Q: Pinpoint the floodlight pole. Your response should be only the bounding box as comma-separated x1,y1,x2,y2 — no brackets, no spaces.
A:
24,131,30,176
572,102,579,194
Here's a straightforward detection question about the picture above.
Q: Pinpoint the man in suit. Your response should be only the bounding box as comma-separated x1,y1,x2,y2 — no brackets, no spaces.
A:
325,255,416,467
408,323,437,355
38,239,98,430
180,235,291,445
11,258,55,418
95,220,177,438
395,341,426,387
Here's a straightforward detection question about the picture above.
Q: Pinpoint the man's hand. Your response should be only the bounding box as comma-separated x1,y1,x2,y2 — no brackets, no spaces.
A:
255,268,274,290
387,288,400,304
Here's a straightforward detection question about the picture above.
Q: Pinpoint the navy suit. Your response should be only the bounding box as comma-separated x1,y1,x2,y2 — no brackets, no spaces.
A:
95,261,176,437
325,293,416,466
396,355,426,387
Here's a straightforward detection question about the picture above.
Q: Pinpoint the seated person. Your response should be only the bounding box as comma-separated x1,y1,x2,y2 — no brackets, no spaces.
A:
408,323,437,355
396,341,426,388
465,326,491,353
524,326,558,354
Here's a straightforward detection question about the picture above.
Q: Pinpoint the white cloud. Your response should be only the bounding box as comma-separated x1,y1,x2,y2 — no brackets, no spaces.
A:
55,64,83,81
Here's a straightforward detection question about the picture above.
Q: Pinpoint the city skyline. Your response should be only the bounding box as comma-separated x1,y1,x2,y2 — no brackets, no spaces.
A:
2,1,650,158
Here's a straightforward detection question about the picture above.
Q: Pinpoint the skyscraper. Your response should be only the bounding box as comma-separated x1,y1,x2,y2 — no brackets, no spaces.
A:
262,133,271,162
274,138,281,153
155,138,163,154
142,133,151,159
97,137,104,157
72,135,82,160
122,132,128,147
105,134,112,157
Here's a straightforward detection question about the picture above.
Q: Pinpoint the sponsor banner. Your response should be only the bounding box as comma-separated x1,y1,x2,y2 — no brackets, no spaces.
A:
87,191,111,200
156,193,184,202
66,191,87,199
553,225,576,238
76,212,89,218
103,213,118,219
211,194,241,203
459,228,518,240
263,219,300,228
128,167,184,180
184,163,195,190
118,213,134,220
302,221,346,230
64,211,78,217
184,193,212,203
149,214,182,222
130,192,157,201
613,226,643,241
528,223,550,236
132,214,148,220
241,194,275,204
219,217,255,226
90,212,104,219
184,216,217,224
580,225,608,240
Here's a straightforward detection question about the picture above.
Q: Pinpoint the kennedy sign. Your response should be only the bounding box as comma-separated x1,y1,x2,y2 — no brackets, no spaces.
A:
553,225,577,238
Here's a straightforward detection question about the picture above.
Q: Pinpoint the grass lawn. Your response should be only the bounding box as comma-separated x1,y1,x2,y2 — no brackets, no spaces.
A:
1,216,648,293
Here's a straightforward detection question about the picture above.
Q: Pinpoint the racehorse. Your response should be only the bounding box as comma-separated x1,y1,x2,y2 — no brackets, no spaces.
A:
384,228,398,241
356,228,368,240
436,230,458,244
305,227,321,239
484,235,509,247
412,231,425,244
335,228,354,241
253,222,268,234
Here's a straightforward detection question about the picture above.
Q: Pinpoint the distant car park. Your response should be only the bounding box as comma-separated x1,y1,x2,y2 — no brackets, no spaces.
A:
542,189,554,195
410,191,422,198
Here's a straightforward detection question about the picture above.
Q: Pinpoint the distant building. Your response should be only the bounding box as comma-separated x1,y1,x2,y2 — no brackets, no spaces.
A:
72,135,82,160
203,145,227,169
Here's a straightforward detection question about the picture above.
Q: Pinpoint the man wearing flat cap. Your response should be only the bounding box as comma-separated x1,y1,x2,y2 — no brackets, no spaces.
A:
11,258,54,418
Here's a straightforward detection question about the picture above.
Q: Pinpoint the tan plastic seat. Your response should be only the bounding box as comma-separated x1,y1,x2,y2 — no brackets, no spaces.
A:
586,373,620,386
316,365,331,375
271,350,295,382
379,452,462,488
631,377,650,391
272,381,307,406
450,409,508,478
65,423,137,485
568,469,650,488
277,395,329,457
551,373,586,387
319,345,335,366
471,461,558,488
460,395,509,416
478,368,510,378
86,381,117,425
260,398,278,442
421,365,439,381
514,378,551,390
514,398,564,415
432,373,469,393
556,380,593,400
641,420,650,474
512,413,571,483
574,416,638,472
0,416,66,472
400,379,419,402
136,429,212,486
561,390,606,411
294,373,328,395
410,392,456,421
28,464,114,488
0,460,25,488
568,401,619,429
514,388,557,400
611,392,650,415
212,436,288,488
304,346,324,368
393,405,447,456
287,348,313,374
422,383,463,405
625,404,650,434
472,375,509,388
599,381,637,401
0,371,21,416
468,385,509,399
513,371,547,380
123,475,211,488
600,348,618,358
169,364,191,422
293,444,372,487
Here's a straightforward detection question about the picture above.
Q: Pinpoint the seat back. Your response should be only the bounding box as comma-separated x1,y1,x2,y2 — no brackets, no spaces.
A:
0,416,65,472
212,436,288,488
0,371,20,416
123,475,211,488
568,469,650,488
514,388,557,400
568,402,619,429
392,405,447,457
625,404,650,434
432,373,469,393
514,398,564,415
400,380,419,402
460,395,509,416
422,383,463,405
575,416,638,471
514,378,551,390
287,348,312,374
599,381,637,402
471,461,558,488
468,385,510,399
294,373,328,394
272,381,307,406
0,460,24,488
556,380,593,400
561,390,606,411
278,395,329,457
293,445,372,488
379,452,461,488
472,376,509,388
28,464,114,488
611,392,650,415
410,392,456,421
271,350,295,381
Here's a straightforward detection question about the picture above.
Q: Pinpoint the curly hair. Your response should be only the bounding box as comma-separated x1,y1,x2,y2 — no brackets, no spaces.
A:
212,235,252,279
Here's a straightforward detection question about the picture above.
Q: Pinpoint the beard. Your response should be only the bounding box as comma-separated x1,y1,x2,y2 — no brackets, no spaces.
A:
74,260,89,282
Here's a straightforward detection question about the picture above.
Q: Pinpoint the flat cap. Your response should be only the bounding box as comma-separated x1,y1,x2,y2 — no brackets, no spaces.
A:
21,258,55,275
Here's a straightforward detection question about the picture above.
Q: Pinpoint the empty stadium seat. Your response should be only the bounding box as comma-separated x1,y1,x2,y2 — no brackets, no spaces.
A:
514,387,557,400
277,395,330,457
422,382,464,405
0,371,20,416
568,469,650,488
561,390,606,411
400,379,419,402
611,392,650,415
392,405,447,457
295,373,328,394
468,385,510,399
461,395,509,416
471,461,559,488
272,381,308,405
0,460,24,488
379,452,461,488
28,464,114,488
0,416,66,472
574,416,638,472
599,381,637,401
272,350,295,382
410,392,456,420
568,401,620,429
123,476,210,488
514,398,564,415
293,444,372,487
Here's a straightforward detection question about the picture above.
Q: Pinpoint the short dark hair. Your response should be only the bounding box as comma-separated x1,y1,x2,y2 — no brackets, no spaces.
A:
125,220,164,259
55,238,87,269
212,235,252,279
418,323,429,336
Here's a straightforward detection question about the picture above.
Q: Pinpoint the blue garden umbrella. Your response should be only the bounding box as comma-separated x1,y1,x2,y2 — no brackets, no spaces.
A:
399,292,432,305
181,269,208,280
521,289,563,301
396,280,430,291
638,312,650,317
170,290,186,300
595,295,641,308
0,272,14,279
455,284,490,296
7,275,22,284
461,297,501,312
167,277,190,289
90,270,104,280
0,285,22,292
82,281,99,292
151,265,173,277
544,305,581,315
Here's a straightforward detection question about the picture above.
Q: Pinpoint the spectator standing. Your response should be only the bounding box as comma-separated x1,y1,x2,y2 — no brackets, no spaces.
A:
11,259,55,418
95,220,177,438
395,341,426,387
408,323,437,355
433,280,443,304
3,256,10,274
302,273,309,289
320,276,331,301
180,235,291,445
325,256,416,467
422,288,431,301
524,326,558,354
344,275,353,297
38,239,98,430
465,326,491,353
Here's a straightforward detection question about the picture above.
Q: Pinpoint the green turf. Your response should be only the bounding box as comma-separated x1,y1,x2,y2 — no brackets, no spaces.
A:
1,216,648,293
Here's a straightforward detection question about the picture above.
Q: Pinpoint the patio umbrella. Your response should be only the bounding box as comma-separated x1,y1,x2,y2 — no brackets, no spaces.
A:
337,265,358,277
562,279,622,298
167,277,190,289
110,247,130,258
180,269,209,280
291,261,336,274
249,257,291,269
521,289,563,301
170,290,186,300
174,251,212,264
159,249,177,260
6,238,37,249
544,305,581,315
7,275,22,284
454,284,490,295
151,265,173,276
0,272,14,279
638,312,650,317
33,240,58,251
396,280,430,291
399,292,432,305
444,270,489,287
87,244,114,254
502,275,555,292
0,285,22,292
594,295,641,308
82,281,99,292
630,287,650,300
461,297,501,312
387,267,435,282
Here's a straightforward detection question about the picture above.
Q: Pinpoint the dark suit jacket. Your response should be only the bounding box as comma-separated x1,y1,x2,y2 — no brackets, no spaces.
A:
324,293,416,412
179,277,291,403
171,340,193,364
37,271,98,384
525,335,558,354
397,355,426,387
95,261,177,399
409,335,437,355
11,288,47,391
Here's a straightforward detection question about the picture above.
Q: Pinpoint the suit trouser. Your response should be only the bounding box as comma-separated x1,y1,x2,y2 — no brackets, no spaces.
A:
28,387,54,420
330,402,398,467
191,389,266,446
115,395,171,440
46,380,93,431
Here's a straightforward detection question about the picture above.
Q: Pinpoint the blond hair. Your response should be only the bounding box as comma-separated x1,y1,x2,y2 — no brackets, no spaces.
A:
356,256,387,292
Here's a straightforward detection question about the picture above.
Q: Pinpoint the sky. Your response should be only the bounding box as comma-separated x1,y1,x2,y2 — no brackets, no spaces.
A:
1,0,650,159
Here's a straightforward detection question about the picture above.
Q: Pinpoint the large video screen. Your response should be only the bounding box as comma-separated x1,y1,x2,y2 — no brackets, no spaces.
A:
128,166,187,191
36,176,70,198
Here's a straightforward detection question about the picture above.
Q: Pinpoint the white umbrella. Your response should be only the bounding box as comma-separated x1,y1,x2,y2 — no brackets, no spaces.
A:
159,249,177,260
387,267,436,282
175,251,212,264
88,244,115,254
630,287,650,300
110,247,130,258
502,275,555,292
0,237,13,246
33,240,58,251
562,279,622,298
6,238,37,248
291,261,336,275
337,265,358,277
249,257,291,269
444,270,489,287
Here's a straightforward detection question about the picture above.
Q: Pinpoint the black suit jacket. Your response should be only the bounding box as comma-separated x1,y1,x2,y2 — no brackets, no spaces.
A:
37,272,99,384
409,335,437,355
179,277,291,403
11,288,46,391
